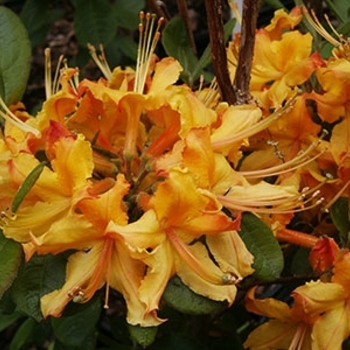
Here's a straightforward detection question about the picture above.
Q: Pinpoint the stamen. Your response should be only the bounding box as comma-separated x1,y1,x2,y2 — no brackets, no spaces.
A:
166,227,238,285
199,77,220,107
0,96,41,137
134,12,164,94
78,237,114,307
53,58,64,95
45,48,64,98
211,97,296,151
303,7,350,59
88,44,113,80
239,141,327,179
302,7,340,47
323,179,350,212
45,48,52,99
228,0,242,25
288,323,308,350
217,182,325,214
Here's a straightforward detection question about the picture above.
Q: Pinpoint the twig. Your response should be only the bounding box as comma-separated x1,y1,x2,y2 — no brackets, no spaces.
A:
177,0,197,56
146,0,169,23
233,0,259,104
205,0,236,105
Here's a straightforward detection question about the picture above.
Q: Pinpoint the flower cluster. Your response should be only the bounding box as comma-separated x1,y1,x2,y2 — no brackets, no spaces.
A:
0,6,349,349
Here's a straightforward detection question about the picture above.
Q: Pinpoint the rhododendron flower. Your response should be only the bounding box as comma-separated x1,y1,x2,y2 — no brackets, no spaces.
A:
228,9,324,110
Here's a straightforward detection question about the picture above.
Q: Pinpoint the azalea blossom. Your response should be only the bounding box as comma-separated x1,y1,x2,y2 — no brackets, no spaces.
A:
0,6,345,342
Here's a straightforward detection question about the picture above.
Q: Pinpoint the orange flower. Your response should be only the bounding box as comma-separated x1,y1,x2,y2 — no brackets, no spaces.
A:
228,9,324,110
291,251,350,349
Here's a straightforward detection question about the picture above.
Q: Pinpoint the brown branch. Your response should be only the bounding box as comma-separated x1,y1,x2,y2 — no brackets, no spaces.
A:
233,0,259,104
177,0,197,56
146,0,169,23
205,0,236,105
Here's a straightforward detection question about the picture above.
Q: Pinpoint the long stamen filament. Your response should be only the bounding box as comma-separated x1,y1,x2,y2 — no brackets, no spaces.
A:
134,12,164,94
45,49,64,98
88,44,113,80
45,48,52,99
323,179,350,212
0,97,41,137
288,324,308,350
211,97,295,150
80,237,114,307
217,183,325,214
302,7,340,47
239,141,326,179
166,227,238,285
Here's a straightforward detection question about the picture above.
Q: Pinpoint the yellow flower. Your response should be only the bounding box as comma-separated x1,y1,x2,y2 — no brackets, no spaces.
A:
2,122,94,246
245,251,350,350
293,251,350,349
106,168,253,318
32,174,163,327
228,11,323,109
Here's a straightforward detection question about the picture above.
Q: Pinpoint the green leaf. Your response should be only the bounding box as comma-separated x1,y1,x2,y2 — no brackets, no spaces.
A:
324,0,350,23
11,254,67,321
0,300,22,332
0,6,31,105
20,0,64,47
72,0,117,47
51,295,101,347
112,0,145,30
153,333,202,350
162,16,198,86
128,324,158,348
162,275,226,315
11,161,47,213
9,317,36,350
262,0,286,9
0,231,22,298
290,247,312,276
238,212,284,281
330,197,350,247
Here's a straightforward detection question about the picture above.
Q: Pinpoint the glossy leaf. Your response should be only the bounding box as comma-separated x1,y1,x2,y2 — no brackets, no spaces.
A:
20,0,64,47
324,0,350,23
11,254,67,322
112,0,145,30
162,16,198,86
330,197,350,247
162,275,226,315
238,212,284,281
11,161,47,213
290,247,312,275
9,317,36,350
72,0,116,47
0,231,22,298
0,6,31,105
262,0,286,9
51,295,101,348
128,324,158,348
0,300,22,332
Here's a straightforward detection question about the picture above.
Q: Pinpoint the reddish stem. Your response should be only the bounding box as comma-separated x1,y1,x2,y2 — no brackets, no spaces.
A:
205,0,236,104
233,0,259,104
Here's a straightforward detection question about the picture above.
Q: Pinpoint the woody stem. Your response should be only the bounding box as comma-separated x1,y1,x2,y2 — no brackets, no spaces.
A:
205,0,236,104
233,0,259,104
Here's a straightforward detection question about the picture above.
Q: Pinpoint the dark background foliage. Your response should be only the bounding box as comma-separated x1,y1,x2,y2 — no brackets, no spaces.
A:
0,0,348,349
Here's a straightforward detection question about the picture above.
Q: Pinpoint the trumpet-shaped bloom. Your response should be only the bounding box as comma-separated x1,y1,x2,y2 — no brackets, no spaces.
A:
228,15,324,110
293,251,350,349
2,122,94,244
